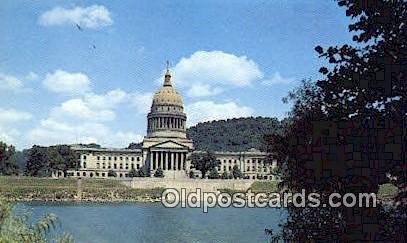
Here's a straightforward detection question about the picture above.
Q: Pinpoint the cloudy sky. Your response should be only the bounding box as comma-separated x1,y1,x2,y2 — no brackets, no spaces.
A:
0,0,353,149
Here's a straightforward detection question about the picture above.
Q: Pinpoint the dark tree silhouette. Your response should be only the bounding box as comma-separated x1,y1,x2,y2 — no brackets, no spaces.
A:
266,0,406,241
189,152,220,179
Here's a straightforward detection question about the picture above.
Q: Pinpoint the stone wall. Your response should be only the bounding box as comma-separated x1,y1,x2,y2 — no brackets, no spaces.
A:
125,178,256,193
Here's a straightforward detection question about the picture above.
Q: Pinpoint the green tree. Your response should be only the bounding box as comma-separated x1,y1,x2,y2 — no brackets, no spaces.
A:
137,169,147,177
107,170,117,177
232,165,243,179
208,167,220,179
128,168,137,177
25,145,78,177
25,146,49,177
0,142,19,175
0,199,73,242
153,168,164,178
189,152,220,179
266,0,406,241
220,171,229,179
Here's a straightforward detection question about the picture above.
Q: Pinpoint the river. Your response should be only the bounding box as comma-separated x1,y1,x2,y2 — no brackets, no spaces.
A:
19,202,286,243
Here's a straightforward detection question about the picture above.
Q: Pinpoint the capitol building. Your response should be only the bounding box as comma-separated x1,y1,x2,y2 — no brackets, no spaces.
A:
67,68,277,180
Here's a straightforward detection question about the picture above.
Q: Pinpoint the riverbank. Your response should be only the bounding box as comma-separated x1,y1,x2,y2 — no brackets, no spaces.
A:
0,176,279,203
0,176,397,203
0,176,164,203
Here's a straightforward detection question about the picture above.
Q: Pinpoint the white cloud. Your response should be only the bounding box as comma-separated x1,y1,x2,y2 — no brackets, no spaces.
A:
51,98,116,122
185,101,254,127
25,72,39,81
129,92,153,114
27,118,142,148
0,108,32,124
168,51,263,97
261,72,294,86
187,84,223,97
83,89,128,109
0,73,24,91
43,69,90,94
0,108,32,146
25,88,149,147
38,5,113,29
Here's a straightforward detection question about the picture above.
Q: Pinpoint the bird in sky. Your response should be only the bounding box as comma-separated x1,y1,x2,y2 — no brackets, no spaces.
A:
75,23,82,31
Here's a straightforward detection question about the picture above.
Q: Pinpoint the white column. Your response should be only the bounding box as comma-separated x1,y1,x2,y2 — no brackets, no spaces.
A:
165,152,169,170
175,153,179,170
181,153,185,170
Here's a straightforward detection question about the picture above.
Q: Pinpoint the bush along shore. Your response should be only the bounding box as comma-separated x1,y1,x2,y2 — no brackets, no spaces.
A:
0,176,164,203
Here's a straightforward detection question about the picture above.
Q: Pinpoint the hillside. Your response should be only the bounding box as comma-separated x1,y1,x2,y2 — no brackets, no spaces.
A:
186,117,283,152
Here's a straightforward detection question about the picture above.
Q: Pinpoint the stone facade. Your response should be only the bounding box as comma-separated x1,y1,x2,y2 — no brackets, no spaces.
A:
67,68,277,180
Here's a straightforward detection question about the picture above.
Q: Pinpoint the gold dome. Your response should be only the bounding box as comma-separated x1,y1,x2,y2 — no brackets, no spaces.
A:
152,68,183,107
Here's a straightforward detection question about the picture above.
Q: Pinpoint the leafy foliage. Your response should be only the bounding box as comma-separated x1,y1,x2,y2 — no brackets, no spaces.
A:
127,142,142,149
207,167,220,179
153,168,164,178
25,145,77,177
189,152,220,178
128,168,138,178
0,199,73,242
232,165,244,179
186,117,283,151
107,170,117,177
0,142,20,176
266,0,406,241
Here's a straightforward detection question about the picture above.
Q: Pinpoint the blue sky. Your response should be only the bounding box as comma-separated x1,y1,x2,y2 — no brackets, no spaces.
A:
0,0,353,149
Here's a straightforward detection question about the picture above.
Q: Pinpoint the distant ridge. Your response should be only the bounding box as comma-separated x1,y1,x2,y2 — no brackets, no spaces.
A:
186,117,283,152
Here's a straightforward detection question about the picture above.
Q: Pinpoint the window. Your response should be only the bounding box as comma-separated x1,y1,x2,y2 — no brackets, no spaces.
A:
76,172,80,176
102,163,106,169
120,157,123,160
131,157,134,162
103,156,106,160
114,157,117,161
126,157,129,161
102,173,105,177
137,157,140,161
96,163,100,169
229,166,231,170
108,163,111,169
108,157,111,160
83,162,87,168
247,166,250,171
83,155,87,160
131,164,134,169
223,166,226,171
97,156,100,160
137,164,140,169
83,172,86,176
125,163,129,170
120,163,123,169
114,164,117,169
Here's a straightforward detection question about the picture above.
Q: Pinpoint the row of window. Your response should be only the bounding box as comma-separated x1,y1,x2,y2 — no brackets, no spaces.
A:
219,158,266,164
219,165,270,172
74,171,129,178
82,162,141,170
82,155,141,162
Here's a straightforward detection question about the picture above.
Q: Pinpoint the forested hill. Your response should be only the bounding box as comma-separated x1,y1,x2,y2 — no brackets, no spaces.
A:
186,117,283,152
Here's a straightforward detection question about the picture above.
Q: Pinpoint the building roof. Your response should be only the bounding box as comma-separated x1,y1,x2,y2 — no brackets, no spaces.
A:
152,68,183,107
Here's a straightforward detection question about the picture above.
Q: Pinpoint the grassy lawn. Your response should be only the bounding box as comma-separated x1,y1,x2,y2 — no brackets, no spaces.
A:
250,181,279,193
0,176,164,202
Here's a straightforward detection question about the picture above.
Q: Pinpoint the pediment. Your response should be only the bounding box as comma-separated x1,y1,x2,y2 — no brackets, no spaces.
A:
150,140,188,149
